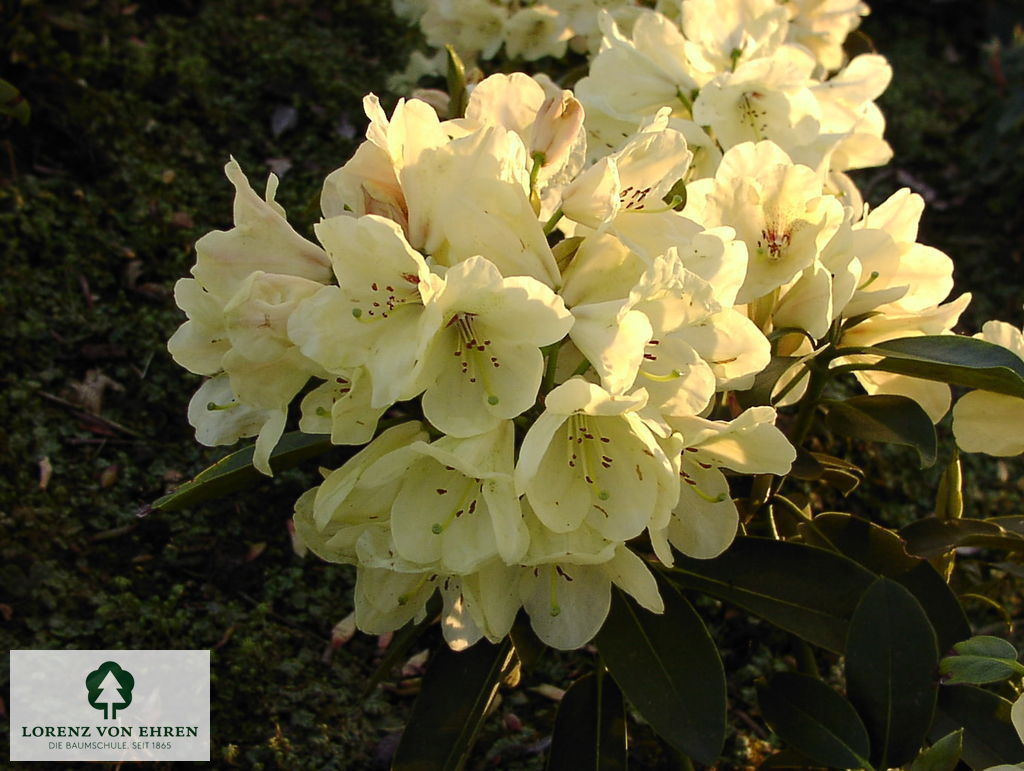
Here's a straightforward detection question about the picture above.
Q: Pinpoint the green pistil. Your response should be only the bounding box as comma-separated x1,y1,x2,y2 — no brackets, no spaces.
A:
543,207,564,235
685,474,729,504
549,569,561,617
729,47,742,71
857,270,881,291
396,574,432,606
431,483,477,535
640,368,683,382
675,86,693,112
529,151,545,195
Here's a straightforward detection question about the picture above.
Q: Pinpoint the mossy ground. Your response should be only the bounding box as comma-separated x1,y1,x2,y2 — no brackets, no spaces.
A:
1,1,1022,769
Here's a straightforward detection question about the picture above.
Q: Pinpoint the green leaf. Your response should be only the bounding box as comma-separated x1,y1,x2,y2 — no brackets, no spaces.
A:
758,672,872,770
825,394,937,468
839,336,1024,399
392,639,514,771
955,636,1020,659
546,671,627,771
931,686,1024,770
910,729,964,771
596,583,726,765
0,78,30,124
940,655,1022,685
736,355,802,408
900,517,1024,559
151,432,332,511
989,516,1024,537
798,513,970,651
811,453,866,496
846,578,939,768
668,537,875,653
789,448,825,481
940,637,1024,685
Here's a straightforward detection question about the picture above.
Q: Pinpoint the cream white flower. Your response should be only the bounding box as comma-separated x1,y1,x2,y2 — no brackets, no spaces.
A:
842,187,955,318
169,161,331,378
652,406,796,562
574,10,704,153
504,6,571,60
288,214,437,408
630,247,770,393
684,140,843,305
168,159,332,474
519,544,663,649
784,0,869,71
186,375,288,477
952,320,1024,457
460,72,586,192
321,94,447,228
418,255,573,436
560,112,693,231
353,566,440,635
420,0,507,60
439,560,523,649
293,421,430,566
222,271,324,364
387,423,528,572
189,159,333,298
692,46,821,154
297,369,387,446
402,123,562,287
771,259,837,340
516,378,679,541
680,0,789,74
808,54,892,174
547,0,647,52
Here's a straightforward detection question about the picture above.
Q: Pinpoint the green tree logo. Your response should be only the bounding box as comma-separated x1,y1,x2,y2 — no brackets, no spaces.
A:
85,661,135,719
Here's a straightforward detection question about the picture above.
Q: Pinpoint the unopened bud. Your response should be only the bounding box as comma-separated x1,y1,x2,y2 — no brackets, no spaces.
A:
330,612,358,650
531,92,584,170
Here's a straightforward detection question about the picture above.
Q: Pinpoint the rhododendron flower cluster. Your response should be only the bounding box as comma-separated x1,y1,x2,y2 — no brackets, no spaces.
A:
393,0,650,64
168,0,1024,653
575,0,888,212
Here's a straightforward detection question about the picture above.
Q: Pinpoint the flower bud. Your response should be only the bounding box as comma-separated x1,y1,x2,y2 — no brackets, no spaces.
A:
531,91,584,169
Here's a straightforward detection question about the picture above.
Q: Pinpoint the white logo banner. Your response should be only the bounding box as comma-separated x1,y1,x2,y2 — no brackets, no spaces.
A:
9,650,210,762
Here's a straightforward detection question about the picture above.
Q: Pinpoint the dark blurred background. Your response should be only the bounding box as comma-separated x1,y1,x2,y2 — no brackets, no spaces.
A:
1,1,1022,767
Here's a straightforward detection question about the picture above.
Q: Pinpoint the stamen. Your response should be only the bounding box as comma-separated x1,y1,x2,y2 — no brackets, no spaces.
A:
206,401,239,411
566,414,612,501
450,312,499,401
740,92,769,141
757,227,791,262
